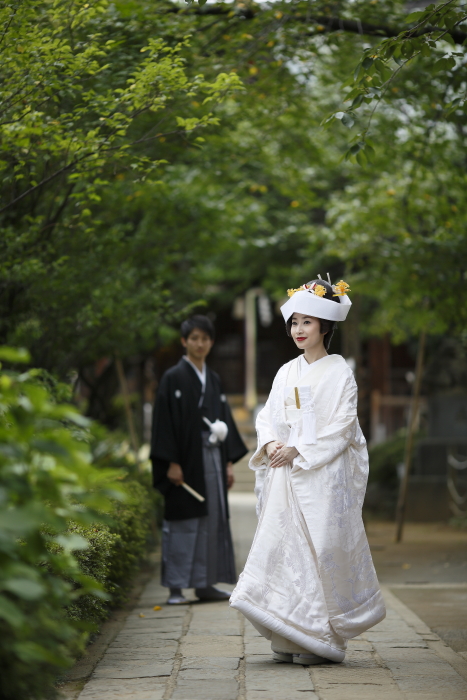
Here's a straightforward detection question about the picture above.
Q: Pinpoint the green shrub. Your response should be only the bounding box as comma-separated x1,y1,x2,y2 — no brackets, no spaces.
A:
68,479,157,624
450,514,467,530
0,348,123,700
368,430,407,490
368,429,421,490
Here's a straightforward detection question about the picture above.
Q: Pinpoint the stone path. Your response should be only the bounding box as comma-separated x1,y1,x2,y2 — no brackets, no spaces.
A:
72,495,467,700
75,580,467,700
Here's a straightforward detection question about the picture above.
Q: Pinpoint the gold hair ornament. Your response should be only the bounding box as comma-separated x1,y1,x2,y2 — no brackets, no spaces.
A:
313,284,327,297
287,282,328,298
332,280,351,297
287,286,304,297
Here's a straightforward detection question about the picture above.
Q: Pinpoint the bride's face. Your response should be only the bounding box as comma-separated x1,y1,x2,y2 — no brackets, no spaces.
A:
290,313,324,351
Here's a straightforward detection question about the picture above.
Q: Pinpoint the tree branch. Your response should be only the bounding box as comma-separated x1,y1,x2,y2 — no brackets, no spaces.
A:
161,5,467,45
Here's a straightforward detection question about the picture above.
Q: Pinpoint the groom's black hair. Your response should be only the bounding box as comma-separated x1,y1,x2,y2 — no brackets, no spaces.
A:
285,279,339,351
180,314,215,340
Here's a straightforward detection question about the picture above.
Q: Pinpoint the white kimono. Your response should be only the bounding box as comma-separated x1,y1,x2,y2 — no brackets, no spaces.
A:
230,354,386,662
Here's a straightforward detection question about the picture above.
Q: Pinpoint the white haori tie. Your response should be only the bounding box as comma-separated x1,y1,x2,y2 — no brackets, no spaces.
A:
202,416,229,445
284,384,317,446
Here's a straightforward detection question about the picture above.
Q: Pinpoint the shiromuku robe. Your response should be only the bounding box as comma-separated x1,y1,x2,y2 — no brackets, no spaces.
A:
151,358,248,588
230,354,386,662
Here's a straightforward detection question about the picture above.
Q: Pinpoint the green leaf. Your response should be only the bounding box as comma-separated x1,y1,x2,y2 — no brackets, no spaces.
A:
365,142,376,158
353,63,363,81
351,94,364,109
54,533,90,552
0,506,45,534
401,41,414,59
341,113,355,128
433,58,448,72
443,33,456,47
14,641,69,666
420,43,431,57
31,439,70,457
344,87,362,103
405,10,425,23
0,595,25,625
3,579,45,601
356,150,367,166
0,347,30,364
58,409,90,427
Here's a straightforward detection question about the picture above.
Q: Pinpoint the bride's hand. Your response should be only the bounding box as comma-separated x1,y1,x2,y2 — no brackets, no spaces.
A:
266,440,283,459
269,445,299,469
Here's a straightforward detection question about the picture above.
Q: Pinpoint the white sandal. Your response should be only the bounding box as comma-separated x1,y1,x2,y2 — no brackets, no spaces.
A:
293,653,328,665
167,593,189,605
272,651,293,663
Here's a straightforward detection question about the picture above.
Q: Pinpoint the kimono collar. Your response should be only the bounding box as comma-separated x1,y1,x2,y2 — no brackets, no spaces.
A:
182,355,206,389
298,353,330,377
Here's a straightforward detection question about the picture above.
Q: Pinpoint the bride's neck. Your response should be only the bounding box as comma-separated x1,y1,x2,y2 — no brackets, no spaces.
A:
303,345,328,365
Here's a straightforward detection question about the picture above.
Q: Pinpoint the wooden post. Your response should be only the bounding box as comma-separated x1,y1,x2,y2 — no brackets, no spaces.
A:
395,330,427,543
370,389,381,444
115,358,140,465
245,288,261,411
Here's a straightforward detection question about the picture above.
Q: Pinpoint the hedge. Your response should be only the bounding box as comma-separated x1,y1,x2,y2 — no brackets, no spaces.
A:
0,349,161,700
68,477,159,625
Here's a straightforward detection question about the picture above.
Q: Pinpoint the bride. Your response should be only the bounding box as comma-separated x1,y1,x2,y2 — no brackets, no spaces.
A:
230,276,385,665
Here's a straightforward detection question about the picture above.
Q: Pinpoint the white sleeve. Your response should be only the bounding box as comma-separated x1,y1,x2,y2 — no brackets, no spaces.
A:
293,374,359,471
249,396,277,471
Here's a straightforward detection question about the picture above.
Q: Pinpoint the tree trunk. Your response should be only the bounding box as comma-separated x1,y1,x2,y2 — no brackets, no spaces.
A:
395,331,427,543
115,358,140,464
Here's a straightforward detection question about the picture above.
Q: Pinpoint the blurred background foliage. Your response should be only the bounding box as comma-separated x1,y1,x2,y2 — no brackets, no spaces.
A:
2,0,467,383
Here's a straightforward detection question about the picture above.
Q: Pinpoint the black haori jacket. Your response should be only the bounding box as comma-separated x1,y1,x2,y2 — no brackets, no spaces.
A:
151,358,248,521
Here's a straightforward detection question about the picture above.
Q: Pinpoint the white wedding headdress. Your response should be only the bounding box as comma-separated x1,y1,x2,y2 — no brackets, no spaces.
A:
280,274,352,323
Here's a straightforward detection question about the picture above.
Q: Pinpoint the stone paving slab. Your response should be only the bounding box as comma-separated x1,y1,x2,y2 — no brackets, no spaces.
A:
244,637,272,654
124,619,184,629
78,678,166,700
180,656,240,670
179,633,243,657
172,679,238,700
122,620,184,629
108,638,178,650
120,629,182,638
245,662,316,699
92,661,173,679
103,650,174,660
178,668,237,680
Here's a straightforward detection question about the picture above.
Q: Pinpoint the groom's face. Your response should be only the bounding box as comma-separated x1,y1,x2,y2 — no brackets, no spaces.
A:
181,328,214,363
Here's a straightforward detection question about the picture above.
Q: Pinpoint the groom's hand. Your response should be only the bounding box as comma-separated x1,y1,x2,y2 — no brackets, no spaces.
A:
167,462,184,485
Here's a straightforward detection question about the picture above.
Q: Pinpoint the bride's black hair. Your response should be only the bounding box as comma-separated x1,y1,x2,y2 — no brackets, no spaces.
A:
285,279,339,351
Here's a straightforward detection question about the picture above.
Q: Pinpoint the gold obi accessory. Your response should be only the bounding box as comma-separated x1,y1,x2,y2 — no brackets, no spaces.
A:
284,385,317,446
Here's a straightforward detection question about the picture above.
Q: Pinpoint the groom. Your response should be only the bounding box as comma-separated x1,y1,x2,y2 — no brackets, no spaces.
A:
151,314,247,604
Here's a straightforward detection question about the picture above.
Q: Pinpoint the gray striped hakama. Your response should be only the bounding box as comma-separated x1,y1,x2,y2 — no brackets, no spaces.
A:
161,432,236,589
